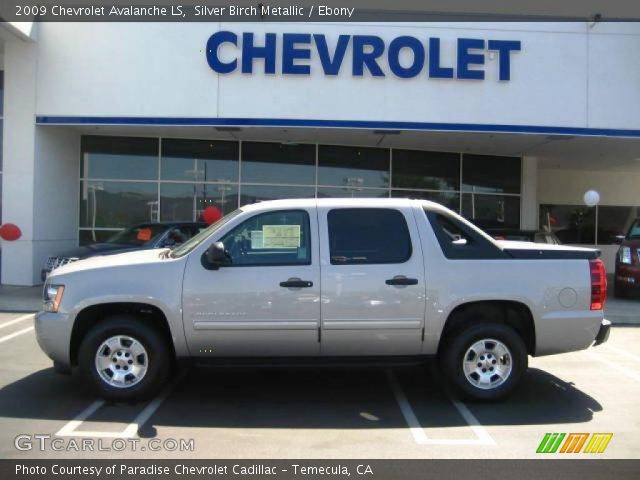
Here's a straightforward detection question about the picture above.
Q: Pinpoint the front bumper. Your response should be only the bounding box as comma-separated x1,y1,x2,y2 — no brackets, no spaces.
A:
615,265,640,291
34,311,73,368
593,319,611,346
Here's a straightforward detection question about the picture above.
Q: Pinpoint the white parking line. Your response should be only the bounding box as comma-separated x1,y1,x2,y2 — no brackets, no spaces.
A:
386,369,428,444
0,314,34,330
55,401,106,437
0,326,35,344
56,372,186,438
385,369,494,446
120,386,175,438
601,345,640,363
587,351,640,383
451,401,495,446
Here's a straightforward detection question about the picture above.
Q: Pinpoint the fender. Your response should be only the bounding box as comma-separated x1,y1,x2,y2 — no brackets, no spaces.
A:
69,294,189,358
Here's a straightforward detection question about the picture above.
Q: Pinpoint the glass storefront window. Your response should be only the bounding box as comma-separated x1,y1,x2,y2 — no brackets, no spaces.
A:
392,190,460,212
160,183,238,222
80,181,158,229
318,145,390,188
240,185,315,206
161,138,238,183
392,149,460,191
0,71,4,117
539,205,596,244
81,136,158,180
79,230,121,245
1,70,3,274
75,135,527,246
317,187,388,198
462,193,520,229
596,206,640,244
241,142,315,185
0,119,3,172
462,154,521,194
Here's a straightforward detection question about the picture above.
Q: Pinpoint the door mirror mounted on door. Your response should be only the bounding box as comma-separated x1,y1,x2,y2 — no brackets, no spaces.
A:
204,242,230,270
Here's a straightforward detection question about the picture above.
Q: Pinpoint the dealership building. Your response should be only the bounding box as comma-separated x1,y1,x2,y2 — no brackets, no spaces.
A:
0,21,639,285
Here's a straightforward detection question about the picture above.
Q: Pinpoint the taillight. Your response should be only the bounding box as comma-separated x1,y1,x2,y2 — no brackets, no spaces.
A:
589,258,607,310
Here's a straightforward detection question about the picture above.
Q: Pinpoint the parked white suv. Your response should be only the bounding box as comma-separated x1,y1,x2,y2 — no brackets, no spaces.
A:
35,198,610,402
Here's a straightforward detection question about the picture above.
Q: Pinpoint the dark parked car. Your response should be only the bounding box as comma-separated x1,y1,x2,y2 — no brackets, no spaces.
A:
485,228,562,245
42,222,207,281
614,218,640,298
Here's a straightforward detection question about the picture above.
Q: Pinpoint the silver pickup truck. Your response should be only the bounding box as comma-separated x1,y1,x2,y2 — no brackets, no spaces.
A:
35,198,610,402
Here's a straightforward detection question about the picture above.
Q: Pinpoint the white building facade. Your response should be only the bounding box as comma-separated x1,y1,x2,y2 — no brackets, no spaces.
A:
0,21,639,285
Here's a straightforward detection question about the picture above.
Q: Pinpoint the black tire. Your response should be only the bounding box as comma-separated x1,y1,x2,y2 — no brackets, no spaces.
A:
78,315,172,402
440,322,528,401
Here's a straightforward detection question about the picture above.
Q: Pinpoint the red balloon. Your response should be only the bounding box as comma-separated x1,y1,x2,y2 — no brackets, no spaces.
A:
202,206,223,225
0,223,22,241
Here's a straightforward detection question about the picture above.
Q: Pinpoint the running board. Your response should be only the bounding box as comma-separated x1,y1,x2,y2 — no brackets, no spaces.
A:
193,355,430,369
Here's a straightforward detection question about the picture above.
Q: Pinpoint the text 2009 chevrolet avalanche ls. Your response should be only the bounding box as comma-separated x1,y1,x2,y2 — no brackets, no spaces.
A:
35,198,610,402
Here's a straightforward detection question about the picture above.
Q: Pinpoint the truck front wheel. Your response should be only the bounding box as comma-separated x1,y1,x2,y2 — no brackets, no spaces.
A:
440,323,527,401
78,316,171,402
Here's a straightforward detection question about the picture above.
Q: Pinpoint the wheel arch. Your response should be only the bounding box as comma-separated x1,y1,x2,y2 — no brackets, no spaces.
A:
70,302,176,366
438,300,536,356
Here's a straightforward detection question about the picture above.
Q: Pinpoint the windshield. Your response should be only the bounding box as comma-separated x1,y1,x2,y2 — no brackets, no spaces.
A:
171,209,242,258
106,225,167,246
629,220,640,239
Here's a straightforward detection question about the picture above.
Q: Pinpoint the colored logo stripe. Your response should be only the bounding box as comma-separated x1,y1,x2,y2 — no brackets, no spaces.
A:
537,433,565,453
584,433,613,454
560,433,589,453
537,433,613,454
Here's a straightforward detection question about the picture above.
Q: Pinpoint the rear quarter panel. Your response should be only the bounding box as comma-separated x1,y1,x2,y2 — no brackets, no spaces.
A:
413,207,602,356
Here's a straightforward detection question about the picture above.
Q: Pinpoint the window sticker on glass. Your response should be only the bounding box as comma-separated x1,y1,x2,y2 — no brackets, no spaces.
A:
262,225,301,249
250,230,264,249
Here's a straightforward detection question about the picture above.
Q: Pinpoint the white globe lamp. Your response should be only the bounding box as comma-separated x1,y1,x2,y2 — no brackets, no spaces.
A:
583,190,600,207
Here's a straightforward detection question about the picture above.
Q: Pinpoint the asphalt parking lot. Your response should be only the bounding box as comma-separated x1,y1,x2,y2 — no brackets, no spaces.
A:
0,311,639,459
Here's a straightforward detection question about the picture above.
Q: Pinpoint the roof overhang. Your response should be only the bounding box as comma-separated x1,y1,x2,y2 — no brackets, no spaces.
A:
37,119,640,171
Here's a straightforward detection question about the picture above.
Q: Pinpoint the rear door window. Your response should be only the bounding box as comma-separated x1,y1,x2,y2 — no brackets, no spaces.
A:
327,208,412,265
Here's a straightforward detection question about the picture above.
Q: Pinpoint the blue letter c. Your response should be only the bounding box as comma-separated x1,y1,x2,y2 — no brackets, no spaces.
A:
206,31,238,74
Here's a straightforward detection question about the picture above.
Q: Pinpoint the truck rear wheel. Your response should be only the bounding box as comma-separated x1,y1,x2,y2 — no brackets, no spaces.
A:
440,323,527,401
78,316,171,402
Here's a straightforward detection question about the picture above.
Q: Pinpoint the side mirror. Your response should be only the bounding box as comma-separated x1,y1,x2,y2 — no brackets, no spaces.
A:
452,238,468,246
205,242,229,269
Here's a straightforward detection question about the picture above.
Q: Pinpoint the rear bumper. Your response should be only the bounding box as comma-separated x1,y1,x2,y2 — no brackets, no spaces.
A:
593,319,611,346
535,310,604,356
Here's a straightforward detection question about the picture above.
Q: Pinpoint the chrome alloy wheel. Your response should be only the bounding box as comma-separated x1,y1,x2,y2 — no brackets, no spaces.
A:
94,335,148,388
462,338,513,390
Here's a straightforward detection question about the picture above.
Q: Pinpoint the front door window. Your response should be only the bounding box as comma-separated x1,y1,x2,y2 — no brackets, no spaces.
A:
220,210,311,266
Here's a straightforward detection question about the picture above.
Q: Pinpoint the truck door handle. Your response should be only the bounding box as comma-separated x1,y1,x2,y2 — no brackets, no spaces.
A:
385,276,418,286
280,278,313,288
